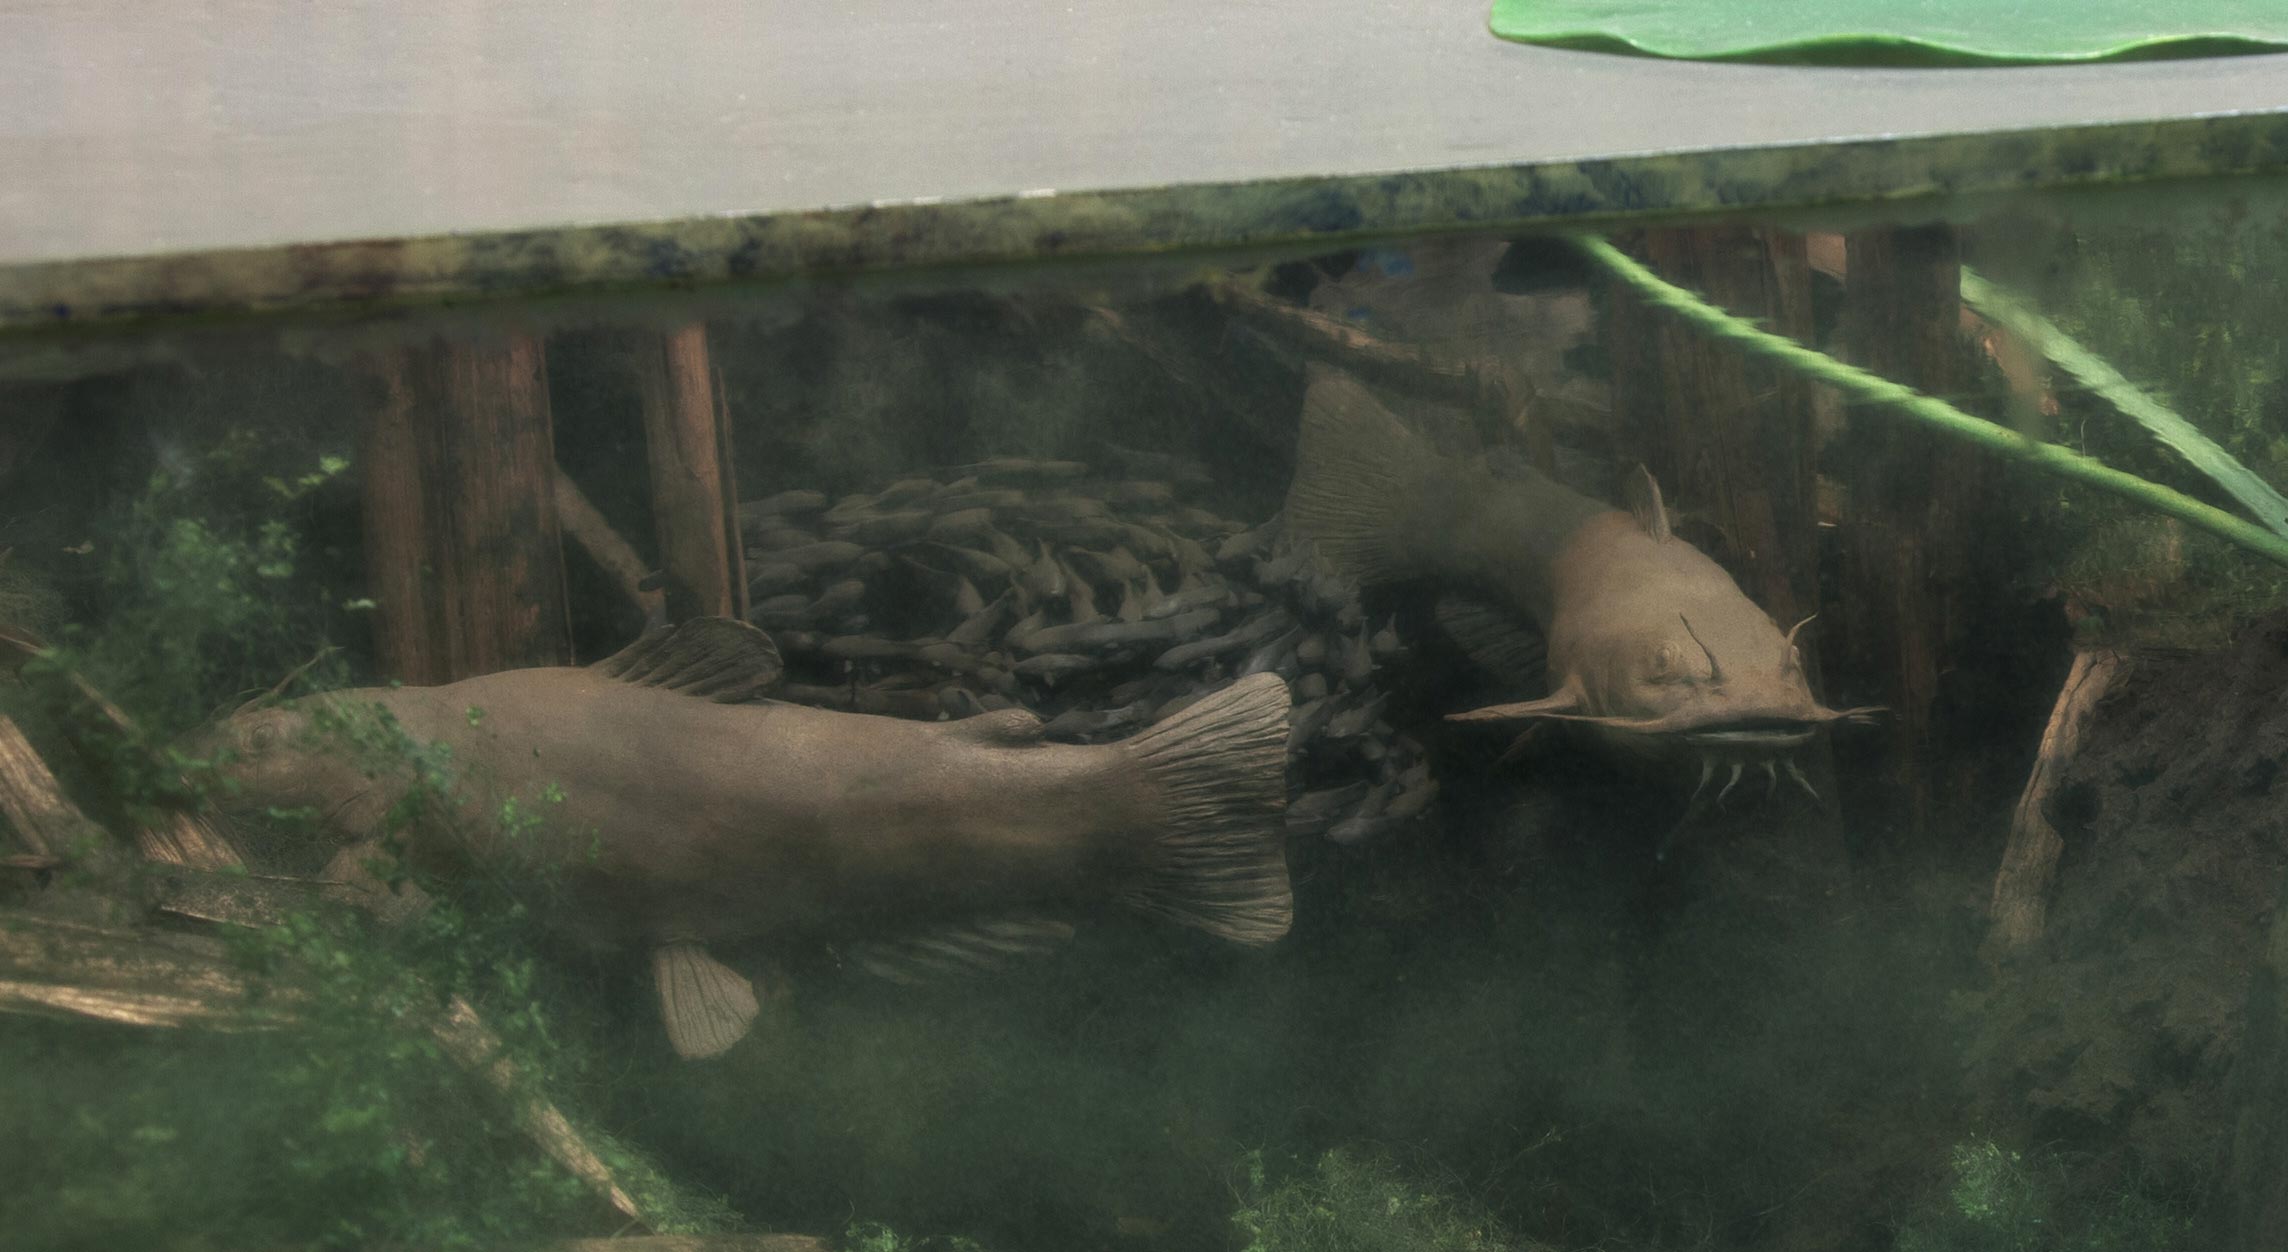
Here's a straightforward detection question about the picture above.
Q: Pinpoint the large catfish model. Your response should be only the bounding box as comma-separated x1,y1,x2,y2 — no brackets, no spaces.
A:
189,619,1294,1059
1284,366,1874,805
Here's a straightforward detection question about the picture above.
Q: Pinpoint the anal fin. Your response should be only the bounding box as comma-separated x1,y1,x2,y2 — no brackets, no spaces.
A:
847,914,1076,987
652,939,761,1060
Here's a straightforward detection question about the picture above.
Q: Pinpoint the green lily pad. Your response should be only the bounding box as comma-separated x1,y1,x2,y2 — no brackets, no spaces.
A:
1489,0,2288,66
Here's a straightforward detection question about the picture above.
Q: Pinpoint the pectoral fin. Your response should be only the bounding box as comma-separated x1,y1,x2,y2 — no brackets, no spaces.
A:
652,939,761,1060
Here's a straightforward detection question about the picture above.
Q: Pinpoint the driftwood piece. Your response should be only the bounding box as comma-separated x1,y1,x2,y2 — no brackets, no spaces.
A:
0,629,241,871
431,993,646,1227
555,467,668,626
1986,648,2127,954
1204,279,1518,413
0,911,293,1031
360,337,573,683
0,713,102,861
635,324,748,621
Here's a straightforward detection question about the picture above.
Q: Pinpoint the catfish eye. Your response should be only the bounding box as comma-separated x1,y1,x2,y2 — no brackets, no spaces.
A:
1645,641,1688,683
243,721,280,756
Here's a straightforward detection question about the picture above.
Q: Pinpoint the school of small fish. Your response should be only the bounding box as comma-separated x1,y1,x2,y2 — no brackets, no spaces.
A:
738,456,1436,843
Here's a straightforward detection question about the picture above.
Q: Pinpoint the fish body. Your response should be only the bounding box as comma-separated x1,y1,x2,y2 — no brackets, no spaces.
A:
1283,367,1870,764
191,620,1293,1059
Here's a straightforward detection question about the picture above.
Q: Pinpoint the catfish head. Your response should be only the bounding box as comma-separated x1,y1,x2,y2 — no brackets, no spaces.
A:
177,693,411,888
1447,478,1877,804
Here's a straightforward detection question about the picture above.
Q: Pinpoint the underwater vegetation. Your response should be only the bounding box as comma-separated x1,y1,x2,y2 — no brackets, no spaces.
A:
1892,1141,2193,1252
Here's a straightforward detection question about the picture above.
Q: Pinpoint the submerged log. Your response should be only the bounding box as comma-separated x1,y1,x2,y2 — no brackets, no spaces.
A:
0,713,103,862
1985,648,2127,955
0,912,292,1031
555,467,668,626
635,324,748,622
360,336,572,682
0,631,240,871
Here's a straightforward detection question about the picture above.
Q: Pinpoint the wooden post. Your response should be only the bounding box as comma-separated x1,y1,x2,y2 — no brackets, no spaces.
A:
359,335,572,683
633,324,747,622
1829,225,2001,837
1601,227,1839,813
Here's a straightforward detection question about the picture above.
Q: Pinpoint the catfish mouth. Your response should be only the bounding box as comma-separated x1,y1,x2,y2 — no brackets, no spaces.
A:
1676,718,1823,751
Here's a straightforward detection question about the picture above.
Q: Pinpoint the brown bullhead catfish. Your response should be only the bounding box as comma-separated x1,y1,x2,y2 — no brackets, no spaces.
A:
186,619,1294,1059
1283,366,1873,801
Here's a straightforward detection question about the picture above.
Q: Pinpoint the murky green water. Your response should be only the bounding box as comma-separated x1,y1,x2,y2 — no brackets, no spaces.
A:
5,181,2287,1251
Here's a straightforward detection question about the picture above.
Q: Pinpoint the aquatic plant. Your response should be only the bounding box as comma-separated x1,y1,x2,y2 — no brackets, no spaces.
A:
1892,1139,2193,1252
1230,1149,1541,1252
1574,235,2288,570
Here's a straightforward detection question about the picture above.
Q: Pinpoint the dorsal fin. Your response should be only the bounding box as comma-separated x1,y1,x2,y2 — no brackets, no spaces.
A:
1623,465,1673,543
593,618,783,702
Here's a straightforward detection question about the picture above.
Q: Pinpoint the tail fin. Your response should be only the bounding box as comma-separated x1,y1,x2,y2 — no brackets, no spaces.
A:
1116,673,1294,945
1282,366,1444,585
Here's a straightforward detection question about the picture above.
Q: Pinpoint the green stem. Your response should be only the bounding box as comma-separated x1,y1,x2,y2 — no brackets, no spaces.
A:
1574,235,2288,570
1958,266,2288,540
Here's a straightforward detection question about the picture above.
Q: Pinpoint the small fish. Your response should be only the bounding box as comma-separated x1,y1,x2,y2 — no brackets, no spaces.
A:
1285,696,1339,755
186,621,1294,1060
746,563,807,596
751,594,815,628
1215,525,1277,565
1105,481,1177,508
960,457,1092,483
741,489,830,517
1013,652,1095,682
776,541,869,574
834,511,934,546
928,508,998,542
1154,613,1294,671
876,477,942,506
811,580,868,616
953,577,987,617
746,526,818,552
921,542,1016,583
947,592,1013,648
1326,694,1389,740
1040,704,1146,741
1022,542,1068,601
1147,582,1233,620
1237,627,1302,679
1061,557,1100,621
